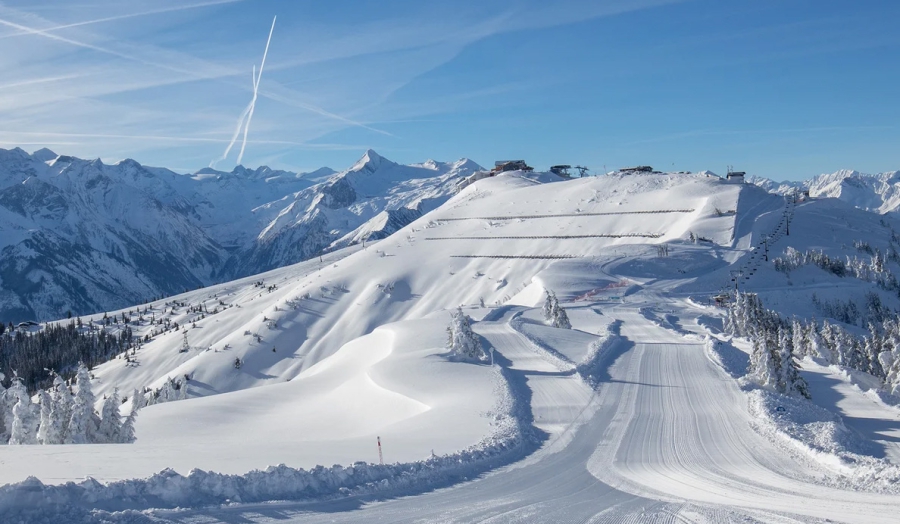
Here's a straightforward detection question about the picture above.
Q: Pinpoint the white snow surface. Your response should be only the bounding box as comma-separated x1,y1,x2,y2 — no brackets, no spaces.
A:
6,170,900,521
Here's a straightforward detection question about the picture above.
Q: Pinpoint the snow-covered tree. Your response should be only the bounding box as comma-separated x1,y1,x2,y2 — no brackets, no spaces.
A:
791,318,808,356
541,291,554,321
97,389,123,443
143,376,188,406
552,297,571,329
8,375,39,445
35,390,53,445
47,374,72,444
542,290,571,329
776,327,810,398
819,320,839,365
807,319,830,362
119,397,138,444
863,330,885,379
65,364,100,444
0,372,9,443
748,330,778,390
447,308,487,361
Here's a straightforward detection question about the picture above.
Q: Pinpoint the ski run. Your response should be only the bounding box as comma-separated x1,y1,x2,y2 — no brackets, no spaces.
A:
4,166,900,522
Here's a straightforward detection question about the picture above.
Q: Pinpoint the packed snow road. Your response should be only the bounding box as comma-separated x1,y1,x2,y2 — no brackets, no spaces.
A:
592,309,900,522
155,301,900,523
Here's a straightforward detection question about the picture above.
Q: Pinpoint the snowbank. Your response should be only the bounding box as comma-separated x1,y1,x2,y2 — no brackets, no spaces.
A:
745,387,900,493
705,337,900,494
703,336,748,379
0,368,539,522
577,320,626,388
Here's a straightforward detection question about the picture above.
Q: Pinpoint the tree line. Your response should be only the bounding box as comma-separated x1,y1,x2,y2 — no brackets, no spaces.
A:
0,322,135,393
726,291,900,398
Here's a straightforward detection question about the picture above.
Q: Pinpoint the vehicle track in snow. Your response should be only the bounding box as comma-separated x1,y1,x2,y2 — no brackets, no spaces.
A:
150,302,900,523
588,307,900,522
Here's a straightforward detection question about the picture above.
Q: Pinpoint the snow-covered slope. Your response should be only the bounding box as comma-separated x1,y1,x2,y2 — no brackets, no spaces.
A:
9,171,900,523
0,148,480,321
72,170,742,400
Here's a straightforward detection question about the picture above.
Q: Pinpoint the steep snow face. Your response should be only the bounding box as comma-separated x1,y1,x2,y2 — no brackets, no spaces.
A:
0,148,479,321
751,170,900,214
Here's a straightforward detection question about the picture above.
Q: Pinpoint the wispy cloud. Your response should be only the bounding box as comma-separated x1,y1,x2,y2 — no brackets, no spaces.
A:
0,0,684,172
0,73,84,91
0,0,242,40
0,4,238,81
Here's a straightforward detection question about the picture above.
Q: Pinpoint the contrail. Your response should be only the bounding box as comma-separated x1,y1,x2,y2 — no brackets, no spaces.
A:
216,99,253,166
237,15,276,165
214,65,256,166
0,0,243,41
0,16,225,80
213,17,275,167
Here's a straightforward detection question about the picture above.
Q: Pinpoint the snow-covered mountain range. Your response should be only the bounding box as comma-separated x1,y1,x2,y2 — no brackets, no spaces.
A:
0,148,480,321
750,169,900,213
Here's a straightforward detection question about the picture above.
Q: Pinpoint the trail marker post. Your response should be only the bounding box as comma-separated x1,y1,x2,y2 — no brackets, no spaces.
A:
377,436,384,465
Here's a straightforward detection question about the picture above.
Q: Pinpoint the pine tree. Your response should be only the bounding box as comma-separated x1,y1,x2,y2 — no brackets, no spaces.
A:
48,375,72,444
447,308,487,361
542,291,554,321
131,387,147,410
8,376,38,445
97,390,123,443
65,364,99,444
808,319,830,362
748,328,778,390
0,372,8,443
36,390,53,444
178,379,188,400
819,320,838,364
791,318,807,356
119,398,138,443
723,302,736,336
542,291,571,329
777,327,810,398
864,331,885,378
884,354,900,396
731,292,747,336
552,300,571,329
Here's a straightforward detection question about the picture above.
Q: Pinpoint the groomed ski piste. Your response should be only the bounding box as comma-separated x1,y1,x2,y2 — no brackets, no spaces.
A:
4,169,900,522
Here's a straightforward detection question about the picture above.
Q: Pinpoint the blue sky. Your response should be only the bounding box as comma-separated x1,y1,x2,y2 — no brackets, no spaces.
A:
0,0,897,180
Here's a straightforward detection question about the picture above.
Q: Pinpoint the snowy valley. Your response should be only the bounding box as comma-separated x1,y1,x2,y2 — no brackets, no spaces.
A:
4,163,900,522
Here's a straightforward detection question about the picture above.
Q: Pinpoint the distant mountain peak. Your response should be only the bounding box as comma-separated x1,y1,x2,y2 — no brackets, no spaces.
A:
350,149,393,174
31,148,57,162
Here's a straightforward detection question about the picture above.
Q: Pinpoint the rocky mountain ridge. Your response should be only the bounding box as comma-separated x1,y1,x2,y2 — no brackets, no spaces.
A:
0,148,480,321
